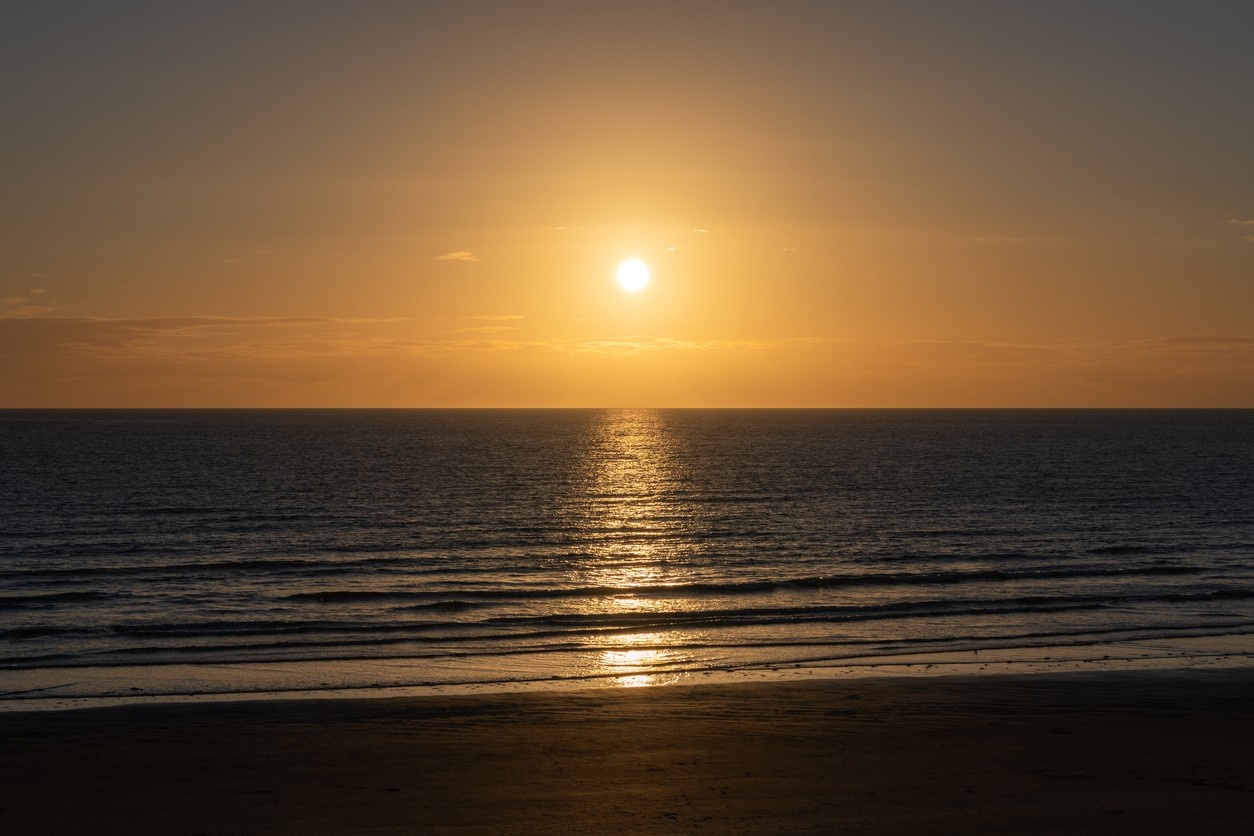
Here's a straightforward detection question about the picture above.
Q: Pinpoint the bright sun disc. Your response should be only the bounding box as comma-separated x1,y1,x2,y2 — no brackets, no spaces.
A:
616,258,651,292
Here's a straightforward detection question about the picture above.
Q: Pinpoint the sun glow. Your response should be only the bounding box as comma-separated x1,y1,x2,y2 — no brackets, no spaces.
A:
616,258,651,292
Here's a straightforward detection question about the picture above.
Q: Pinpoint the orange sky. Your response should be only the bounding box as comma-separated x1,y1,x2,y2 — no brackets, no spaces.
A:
3,2,1253,406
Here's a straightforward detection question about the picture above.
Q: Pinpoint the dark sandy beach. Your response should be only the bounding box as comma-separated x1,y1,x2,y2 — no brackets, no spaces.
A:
2,669,1252,834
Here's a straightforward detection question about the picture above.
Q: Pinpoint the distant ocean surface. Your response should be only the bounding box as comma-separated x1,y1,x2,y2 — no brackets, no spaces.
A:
2,409,1252,702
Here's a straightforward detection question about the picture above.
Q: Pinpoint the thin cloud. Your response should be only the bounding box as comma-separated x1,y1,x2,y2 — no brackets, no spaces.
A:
455,325,521,334
434,251,480,262
541,335,792,357
0,307,55,317
969,235,1069,244
0,315,407,346
4,318,1251,407
403,334,804,358
1,293,54,317
1227,220,1254,241
1140,334,1254,355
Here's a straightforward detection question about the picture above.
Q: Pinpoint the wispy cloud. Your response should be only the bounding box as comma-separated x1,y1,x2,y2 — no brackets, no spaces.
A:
370,334,814,359
455,314,524,333
1,292,54,317
968,235,1069,245
1227,219,1254,241
560,336,783,356
0,315,408,352
1139,334,1254,354
455,326,521,335
3,313,1251,407
434,251,480,262
423,335,812,357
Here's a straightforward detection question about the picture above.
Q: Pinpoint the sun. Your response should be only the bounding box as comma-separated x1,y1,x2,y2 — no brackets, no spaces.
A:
616,258,651,293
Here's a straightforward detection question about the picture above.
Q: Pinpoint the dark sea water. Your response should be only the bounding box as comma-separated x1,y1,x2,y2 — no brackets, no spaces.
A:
2,409,1252,701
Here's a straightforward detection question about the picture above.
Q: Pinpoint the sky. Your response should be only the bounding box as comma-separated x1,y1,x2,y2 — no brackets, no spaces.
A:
3,0,1253,407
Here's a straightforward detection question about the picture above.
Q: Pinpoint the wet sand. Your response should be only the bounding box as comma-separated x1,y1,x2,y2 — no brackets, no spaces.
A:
2,669,1252,834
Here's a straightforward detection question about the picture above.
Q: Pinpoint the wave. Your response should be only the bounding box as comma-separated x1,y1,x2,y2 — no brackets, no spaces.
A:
0,591,117,610
278,564,1204,605
6,587,1247,651
1,625,113,639
5,613,1253,672
2,554,516,581
1087,544,1156,555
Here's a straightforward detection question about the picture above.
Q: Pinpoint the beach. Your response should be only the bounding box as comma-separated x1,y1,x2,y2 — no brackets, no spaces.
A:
3,669,1252,834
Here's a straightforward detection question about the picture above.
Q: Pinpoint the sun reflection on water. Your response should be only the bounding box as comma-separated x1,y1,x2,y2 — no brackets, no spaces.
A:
599,643,685,688
566,409,704,687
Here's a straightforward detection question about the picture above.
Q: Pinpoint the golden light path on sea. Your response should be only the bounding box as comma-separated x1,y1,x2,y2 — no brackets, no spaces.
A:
569,409,701,687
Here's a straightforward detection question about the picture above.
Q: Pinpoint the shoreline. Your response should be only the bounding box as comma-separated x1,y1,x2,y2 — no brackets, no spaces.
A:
3,668,1252,834
4,631,1252,713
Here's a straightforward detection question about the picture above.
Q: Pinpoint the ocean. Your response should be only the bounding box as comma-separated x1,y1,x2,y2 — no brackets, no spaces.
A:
2,409,1252,703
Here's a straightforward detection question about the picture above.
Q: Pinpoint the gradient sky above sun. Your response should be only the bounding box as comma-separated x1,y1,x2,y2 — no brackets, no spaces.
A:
2,1,1253,407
